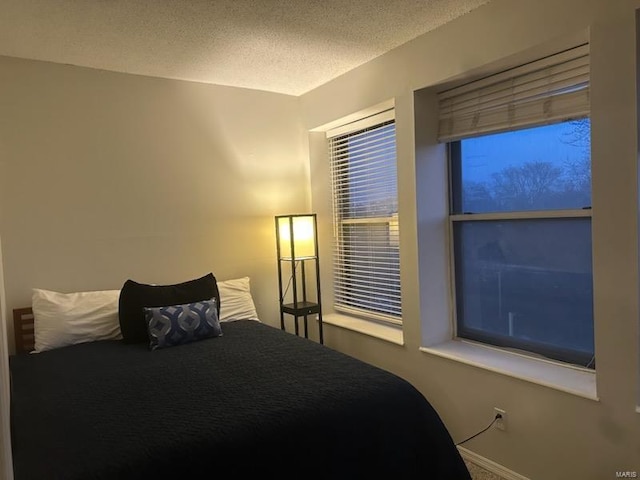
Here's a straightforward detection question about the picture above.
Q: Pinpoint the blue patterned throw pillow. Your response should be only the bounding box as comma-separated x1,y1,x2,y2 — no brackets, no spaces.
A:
144,298,222,350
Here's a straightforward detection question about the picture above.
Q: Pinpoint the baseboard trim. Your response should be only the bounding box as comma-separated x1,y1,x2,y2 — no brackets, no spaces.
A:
458,446,530,480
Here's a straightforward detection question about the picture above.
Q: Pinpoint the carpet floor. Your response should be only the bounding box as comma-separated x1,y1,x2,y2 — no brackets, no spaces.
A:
465,460,508,480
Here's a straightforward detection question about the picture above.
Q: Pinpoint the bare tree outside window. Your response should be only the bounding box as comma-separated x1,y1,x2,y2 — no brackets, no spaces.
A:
460,119,592,213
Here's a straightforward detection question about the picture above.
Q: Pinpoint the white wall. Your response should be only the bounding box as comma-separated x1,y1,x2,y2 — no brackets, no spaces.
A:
0,235,13,480
0,56,310,355
0,58,311,478
302,0,640,478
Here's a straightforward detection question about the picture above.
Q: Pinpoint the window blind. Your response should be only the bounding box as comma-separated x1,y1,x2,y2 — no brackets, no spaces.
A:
328,111,402,322
438,44,590,142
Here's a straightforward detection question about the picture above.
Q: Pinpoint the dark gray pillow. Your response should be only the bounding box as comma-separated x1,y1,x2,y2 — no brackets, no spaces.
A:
118,273,220,344
144,298,222,350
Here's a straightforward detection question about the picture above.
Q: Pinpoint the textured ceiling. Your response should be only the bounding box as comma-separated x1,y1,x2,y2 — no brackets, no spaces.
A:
0,0,490,96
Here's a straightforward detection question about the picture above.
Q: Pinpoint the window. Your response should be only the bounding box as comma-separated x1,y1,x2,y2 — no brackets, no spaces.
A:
327,110,401,324
440,45,594,368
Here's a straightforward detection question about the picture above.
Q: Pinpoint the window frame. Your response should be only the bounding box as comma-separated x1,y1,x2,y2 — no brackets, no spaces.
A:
327,111,402,326
447,124,595,368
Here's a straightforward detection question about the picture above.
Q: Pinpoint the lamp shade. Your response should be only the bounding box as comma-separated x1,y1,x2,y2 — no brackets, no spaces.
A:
277,214,317,260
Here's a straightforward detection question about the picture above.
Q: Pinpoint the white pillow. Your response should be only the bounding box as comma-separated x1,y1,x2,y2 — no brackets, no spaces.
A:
217,277,259,322
32,288,122,352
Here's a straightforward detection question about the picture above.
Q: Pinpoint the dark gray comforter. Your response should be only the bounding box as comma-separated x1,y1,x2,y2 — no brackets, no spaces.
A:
10,320,470,479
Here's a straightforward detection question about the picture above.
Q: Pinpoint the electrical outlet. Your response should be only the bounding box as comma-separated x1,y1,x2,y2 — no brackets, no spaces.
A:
494,407,507,431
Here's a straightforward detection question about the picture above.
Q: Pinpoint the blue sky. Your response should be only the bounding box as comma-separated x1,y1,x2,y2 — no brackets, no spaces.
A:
462,120,590,183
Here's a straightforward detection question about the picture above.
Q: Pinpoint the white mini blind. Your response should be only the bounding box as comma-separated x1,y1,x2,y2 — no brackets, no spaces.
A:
327,110,402,322
438,44,590,142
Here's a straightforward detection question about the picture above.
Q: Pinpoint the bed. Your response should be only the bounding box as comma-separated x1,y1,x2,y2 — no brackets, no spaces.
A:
9,275,471,480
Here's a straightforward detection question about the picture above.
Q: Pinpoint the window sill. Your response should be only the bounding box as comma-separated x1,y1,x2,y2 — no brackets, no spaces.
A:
420,339,598,401
322,313,404,345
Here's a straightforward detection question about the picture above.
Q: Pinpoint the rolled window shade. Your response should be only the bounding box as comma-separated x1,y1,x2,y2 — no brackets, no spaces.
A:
438,44,590,142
